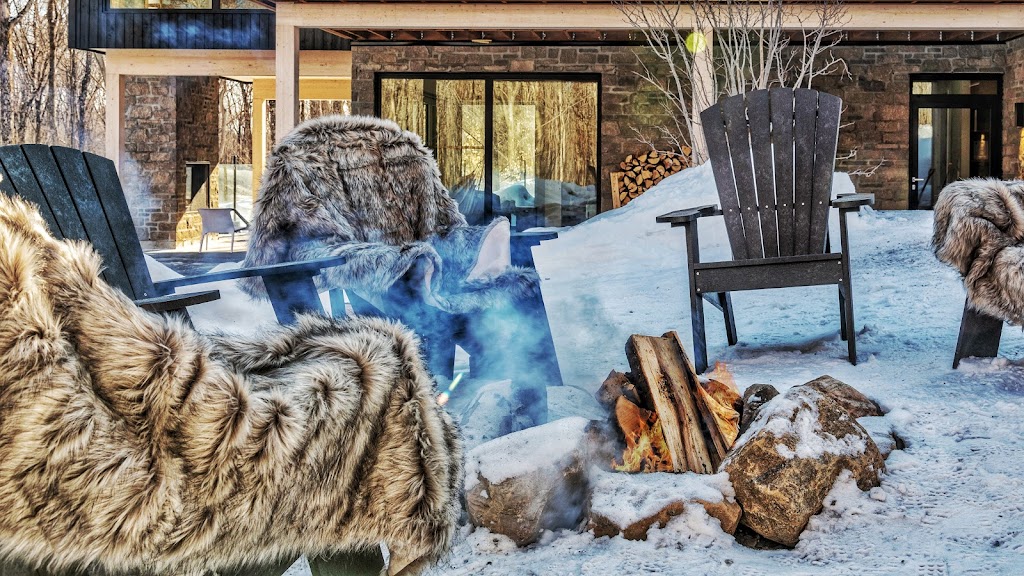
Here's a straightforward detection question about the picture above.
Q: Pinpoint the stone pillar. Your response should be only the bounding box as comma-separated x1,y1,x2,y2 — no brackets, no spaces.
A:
122,76,219,249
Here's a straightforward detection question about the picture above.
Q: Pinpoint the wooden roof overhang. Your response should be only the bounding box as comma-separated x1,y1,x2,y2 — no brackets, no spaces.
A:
271,0,1024,45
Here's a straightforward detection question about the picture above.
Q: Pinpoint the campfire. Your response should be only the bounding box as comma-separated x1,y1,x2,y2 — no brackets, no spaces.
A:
598,332,741,474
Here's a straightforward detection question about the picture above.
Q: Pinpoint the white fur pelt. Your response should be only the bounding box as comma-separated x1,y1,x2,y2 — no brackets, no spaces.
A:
240,114,539,314
933,178,1024,324
0,195,462,575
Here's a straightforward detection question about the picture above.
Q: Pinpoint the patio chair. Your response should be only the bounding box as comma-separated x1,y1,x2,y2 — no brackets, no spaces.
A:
656,87,874,373
243,115,561,432
0,144,345,325
198,206,249,252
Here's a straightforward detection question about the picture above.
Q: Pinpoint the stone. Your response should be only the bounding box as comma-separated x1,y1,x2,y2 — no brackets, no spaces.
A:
805,375,883,419
465,417,591,546
588,469,741,540
723,382,885,547
738,383,779,435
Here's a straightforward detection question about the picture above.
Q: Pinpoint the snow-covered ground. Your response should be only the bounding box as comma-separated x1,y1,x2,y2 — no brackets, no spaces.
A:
157,164,1024,575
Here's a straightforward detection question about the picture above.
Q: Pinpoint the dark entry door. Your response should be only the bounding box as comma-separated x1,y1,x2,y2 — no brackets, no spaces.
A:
910,75,1002,209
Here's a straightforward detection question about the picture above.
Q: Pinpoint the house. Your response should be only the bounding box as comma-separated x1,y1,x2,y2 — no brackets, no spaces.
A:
70,0,1024,247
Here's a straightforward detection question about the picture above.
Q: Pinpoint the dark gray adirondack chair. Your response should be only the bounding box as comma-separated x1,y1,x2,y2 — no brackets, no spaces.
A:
656,87,874,374
0,144,347,325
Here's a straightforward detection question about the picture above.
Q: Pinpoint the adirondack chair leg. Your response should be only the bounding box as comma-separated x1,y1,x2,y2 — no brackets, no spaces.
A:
954,300,1003,369
264,273,324,324
328,287,348,319
718,292,738,346
308,548,386,576
838,209,857,365
683,220,709,374
838,285,848,341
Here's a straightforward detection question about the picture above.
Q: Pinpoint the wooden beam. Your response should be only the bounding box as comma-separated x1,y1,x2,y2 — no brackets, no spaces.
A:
275,22,300,142
104,71,125,171
275,1,1024,31
103,49,352,78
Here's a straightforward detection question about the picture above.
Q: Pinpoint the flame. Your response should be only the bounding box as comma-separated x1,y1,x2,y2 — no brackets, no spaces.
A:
700,362,742,447
611,396,674,473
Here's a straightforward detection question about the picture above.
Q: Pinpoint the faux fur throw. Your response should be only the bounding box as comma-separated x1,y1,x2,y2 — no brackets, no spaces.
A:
933,178,1024,324
0,195,462,575
241,114,539,315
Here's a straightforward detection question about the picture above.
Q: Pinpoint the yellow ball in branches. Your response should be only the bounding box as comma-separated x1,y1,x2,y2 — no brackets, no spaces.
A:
685,31,709,54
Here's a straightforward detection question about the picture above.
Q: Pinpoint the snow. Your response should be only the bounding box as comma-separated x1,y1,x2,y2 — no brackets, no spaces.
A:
464,416,590,493
160,163,1024,574
588,469,734,529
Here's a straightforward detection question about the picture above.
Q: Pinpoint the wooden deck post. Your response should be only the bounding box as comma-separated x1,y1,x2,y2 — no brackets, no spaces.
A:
104,70,125,171
275,17,300,142
690,28,714,165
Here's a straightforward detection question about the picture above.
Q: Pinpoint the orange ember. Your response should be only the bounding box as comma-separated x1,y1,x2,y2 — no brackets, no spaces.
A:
612,396,674,473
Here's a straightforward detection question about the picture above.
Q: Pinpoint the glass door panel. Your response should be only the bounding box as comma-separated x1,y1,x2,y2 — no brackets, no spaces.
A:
493,80,598,228
380,78,486,220
913,107,995,209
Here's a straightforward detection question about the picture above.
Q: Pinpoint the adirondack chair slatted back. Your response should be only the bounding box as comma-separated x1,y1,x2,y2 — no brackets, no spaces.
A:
701,87,842,260
0,145,159,300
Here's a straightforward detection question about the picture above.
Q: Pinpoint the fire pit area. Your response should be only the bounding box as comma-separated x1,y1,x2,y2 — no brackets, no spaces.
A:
463,332,901,550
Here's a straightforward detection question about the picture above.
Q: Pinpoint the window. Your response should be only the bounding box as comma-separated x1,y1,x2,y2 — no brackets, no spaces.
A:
378,75,600,228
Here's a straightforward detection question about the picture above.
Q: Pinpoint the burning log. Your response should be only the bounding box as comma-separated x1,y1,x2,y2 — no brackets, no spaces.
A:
601,334,742,474
610,149,690,209
626,333,715,473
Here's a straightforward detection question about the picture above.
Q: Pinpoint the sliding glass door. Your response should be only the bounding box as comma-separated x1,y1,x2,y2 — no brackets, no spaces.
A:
378,74,600,228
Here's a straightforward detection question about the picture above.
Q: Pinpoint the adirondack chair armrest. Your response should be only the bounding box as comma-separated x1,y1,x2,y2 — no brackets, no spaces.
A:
152,255,348,291
831,193,874,210
655,204,722,225
135,290,221,313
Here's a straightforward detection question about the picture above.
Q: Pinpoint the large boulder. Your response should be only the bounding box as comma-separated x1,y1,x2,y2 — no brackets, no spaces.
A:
465,417,591,546
588,469,741,539
805,375,883,419
723,379,885,547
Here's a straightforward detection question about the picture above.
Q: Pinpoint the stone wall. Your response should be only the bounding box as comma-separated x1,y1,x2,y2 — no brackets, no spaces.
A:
350,45,673,213
1004,37,1024,181
815,44,1007,209
122,75,219,249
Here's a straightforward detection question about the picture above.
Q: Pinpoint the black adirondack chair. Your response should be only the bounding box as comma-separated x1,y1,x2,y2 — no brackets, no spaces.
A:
656,87,874,374
0,145,346,325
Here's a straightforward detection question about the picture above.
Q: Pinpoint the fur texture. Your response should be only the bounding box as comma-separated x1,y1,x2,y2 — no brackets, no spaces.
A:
0,195,463,575
241,114,539,314
933,178,1024,324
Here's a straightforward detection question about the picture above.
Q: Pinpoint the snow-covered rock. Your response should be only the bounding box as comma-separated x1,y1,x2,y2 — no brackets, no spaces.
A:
588,469,741,539
738,383,779,436
465,417,592,546
723,378,885,546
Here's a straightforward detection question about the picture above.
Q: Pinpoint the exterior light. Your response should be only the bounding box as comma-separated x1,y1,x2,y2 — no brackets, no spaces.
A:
685,31,708,54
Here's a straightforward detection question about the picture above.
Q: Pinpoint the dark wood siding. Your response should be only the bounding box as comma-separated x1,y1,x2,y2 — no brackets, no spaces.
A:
69,0,348,51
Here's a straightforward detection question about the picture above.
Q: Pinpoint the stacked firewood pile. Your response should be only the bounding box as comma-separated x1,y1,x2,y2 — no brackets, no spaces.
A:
610,149,690,208
597,332,741,473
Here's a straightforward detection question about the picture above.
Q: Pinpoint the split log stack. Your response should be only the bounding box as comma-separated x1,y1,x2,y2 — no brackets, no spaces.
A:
610,149,690,208
598,332,741,474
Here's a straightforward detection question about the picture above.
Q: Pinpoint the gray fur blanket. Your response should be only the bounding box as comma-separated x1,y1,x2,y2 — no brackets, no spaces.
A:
241,115,539,315
0,195,462,575
933,178,1024,324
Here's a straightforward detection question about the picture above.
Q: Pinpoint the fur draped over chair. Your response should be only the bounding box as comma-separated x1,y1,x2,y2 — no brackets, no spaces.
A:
933,178,1024,325
240,114,538,315
0,195,462,575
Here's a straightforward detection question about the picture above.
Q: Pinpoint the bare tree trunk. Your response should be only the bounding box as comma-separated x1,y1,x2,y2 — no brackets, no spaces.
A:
45,0,56,142
75,53,93,148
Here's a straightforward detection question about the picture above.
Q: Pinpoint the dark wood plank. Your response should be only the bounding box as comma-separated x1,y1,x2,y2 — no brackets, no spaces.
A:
954,301,1004,368
14,145,89,241
770,87,796,257
83,150,161,299
808,92,842,254
50,146,137,298
746,89,778,258
0,146,62,236
700,104,748,260
722,94,763,259
153,254,348,290
136,289,220,313
792,89,819,255
693,253,843,293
